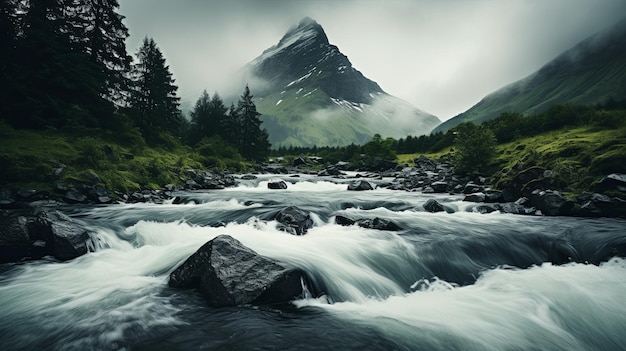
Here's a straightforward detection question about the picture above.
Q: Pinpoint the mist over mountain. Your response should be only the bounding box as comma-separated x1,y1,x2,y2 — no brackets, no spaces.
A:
434,17,626,133
242,17,440,147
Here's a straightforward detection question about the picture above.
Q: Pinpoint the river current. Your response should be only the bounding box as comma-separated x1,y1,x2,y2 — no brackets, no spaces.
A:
1,173,625,350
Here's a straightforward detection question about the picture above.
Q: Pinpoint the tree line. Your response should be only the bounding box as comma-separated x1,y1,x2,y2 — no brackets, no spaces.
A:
0,0,269,162
272,101,625,173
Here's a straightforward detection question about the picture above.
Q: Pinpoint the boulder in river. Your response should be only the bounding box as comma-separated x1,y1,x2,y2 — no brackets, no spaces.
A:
347,180,374,191
423,199,445,213
33,210,94,261
274,206,313,235
169,235,307,307
268,180,288,189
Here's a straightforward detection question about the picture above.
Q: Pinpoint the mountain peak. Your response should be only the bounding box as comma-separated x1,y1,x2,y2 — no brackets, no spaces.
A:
250,17,329,67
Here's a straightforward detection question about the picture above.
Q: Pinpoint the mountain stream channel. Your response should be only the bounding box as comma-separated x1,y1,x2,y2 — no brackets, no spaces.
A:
1,173,625,351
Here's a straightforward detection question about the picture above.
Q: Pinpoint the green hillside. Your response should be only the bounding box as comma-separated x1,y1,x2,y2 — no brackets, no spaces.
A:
434,18,626,133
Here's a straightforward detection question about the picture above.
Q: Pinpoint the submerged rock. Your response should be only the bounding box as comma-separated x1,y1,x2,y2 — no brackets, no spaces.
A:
274,206,313,235
169,235,307,307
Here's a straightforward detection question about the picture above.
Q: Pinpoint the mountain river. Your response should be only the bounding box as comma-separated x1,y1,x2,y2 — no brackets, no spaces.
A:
1,173,625,350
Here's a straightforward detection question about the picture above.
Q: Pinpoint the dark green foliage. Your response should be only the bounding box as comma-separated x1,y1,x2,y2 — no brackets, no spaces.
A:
363,134,396,160
128,37,183,140
232,86,270,162
452,123,497,174
1,0,130,129
189,91,229,145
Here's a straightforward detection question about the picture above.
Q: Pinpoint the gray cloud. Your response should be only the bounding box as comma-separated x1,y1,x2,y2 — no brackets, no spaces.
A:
119,0,626,120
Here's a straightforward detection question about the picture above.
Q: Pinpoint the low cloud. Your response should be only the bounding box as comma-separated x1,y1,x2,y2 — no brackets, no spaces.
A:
120,0,626,120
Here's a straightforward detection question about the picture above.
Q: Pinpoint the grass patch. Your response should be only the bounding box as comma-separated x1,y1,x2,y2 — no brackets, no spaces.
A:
0,122,246,195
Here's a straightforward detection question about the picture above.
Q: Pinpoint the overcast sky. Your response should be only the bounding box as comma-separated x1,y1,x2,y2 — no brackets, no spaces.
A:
119,0,626,121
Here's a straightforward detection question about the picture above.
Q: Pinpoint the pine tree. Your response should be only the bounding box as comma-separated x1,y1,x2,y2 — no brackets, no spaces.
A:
234,85,270,161
128,37,182,137
189,90,211,144
80,0,131,104
0,0,17,110
6,0,107,128
208,92,228,138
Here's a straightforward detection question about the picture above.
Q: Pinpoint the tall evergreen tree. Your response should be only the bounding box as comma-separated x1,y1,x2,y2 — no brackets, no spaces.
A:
79,0,131,104
189,90,211,144
0,0,18,110
234,85,270,161
128,37,182,136
6,0,108,128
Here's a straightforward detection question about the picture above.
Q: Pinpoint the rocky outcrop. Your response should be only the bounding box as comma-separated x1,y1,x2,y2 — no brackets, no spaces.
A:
169,235,308,307
0,208,94,263
274,206,314,235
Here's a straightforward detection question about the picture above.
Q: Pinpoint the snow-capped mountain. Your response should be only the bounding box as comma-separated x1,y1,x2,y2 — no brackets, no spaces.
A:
243,17,440,147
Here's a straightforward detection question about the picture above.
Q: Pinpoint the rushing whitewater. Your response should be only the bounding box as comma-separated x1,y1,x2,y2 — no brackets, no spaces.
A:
1,174,625,350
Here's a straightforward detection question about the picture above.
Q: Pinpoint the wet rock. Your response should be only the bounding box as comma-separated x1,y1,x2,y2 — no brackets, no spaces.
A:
473,204,498,214
529,190,574,216
64,189,88,204
356,217,402,231
33,211,93,261
577,193,626,218
430,181,448,193
268,180,288,190
497,202,536,215
0,215,31,263
463,182,484,194
464,193,486,203
596,173,626,192
335,215,402,231
414,155,438,172
274,206,314,235
423,199,444,213
169,235,307,307
348,180,374,191
334,215,356,226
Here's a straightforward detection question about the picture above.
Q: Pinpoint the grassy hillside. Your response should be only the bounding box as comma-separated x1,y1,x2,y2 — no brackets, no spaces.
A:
400,119,626,194
434,18,626,133
0,122,247,195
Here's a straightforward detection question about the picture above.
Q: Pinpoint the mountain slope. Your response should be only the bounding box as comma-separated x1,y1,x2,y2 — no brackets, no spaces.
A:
434,18,626,133
243,17,440,147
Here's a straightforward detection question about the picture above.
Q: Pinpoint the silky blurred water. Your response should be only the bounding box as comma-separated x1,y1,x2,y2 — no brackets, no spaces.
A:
1,174,625,350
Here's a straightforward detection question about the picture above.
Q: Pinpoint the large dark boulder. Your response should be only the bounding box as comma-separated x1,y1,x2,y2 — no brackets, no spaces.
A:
347,180,374,191
169,235,307,307
0,209,93,263
33,210,93,261
430,181,448,193
596,173,626,192
529,190,574,216
274,206,314,235
268,180,288,189
0,215,31,263
423,199,444,213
